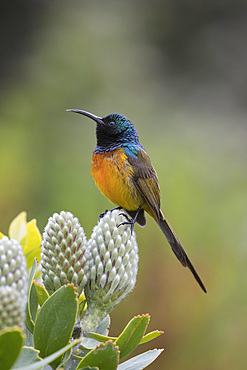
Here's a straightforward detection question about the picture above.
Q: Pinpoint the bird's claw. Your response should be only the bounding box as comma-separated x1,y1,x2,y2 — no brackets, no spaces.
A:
98,206,123,221
118,213,135,233
98,209,109,221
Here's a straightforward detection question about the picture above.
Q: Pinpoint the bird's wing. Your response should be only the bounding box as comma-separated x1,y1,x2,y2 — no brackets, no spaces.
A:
126,146,161,221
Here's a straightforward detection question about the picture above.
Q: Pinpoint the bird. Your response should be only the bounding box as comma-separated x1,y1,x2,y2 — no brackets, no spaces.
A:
67,108,207,293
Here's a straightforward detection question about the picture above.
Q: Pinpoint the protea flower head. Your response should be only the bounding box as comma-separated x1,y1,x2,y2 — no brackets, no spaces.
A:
0,236,28,329
0,286,25,330
81,209,139,333
41,211,89,295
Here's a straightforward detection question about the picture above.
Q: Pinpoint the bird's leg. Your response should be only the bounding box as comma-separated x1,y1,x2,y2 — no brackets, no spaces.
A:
118,207,142,232
98,206,122,221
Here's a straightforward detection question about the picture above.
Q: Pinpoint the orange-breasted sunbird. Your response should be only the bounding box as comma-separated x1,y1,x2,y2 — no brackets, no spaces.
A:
67,109,206,293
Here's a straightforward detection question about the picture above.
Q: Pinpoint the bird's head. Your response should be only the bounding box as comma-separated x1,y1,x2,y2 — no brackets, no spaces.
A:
67,109,140,150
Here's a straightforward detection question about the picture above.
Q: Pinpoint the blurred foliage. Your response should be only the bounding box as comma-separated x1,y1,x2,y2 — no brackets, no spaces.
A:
0,0,247,369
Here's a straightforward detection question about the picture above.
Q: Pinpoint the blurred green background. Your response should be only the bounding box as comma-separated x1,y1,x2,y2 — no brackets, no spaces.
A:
1,1,247,368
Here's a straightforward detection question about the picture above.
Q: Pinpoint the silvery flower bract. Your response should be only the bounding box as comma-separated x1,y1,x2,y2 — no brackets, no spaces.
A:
0,236,28,329
82,209,139,333
0,286,25,330
0,236,28,296
41,211,89,295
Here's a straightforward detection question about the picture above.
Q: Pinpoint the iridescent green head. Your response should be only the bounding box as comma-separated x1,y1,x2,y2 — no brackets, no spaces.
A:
67,109,141,152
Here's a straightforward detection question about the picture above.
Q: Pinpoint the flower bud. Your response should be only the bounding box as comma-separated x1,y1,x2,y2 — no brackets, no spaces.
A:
0,286,25,330
0,236,28,297
41,211,89,295
0,236,28,329
82,209,139,333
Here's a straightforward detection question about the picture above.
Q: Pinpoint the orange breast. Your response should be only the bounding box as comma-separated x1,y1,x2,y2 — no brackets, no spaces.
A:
91,148,144,211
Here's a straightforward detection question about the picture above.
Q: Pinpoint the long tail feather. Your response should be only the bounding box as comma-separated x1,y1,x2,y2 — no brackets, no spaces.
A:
158,211,207,293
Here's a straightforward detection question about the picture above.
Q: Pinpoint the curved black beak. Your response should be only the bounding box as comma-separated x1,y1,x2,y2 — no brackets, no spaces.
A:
66,109,104,125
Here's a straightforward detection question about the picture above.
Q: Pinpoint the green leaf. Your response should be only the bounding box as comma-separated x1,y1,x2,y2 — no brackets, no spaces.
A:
80,315,111,350
34,281,49,307
77,341,119,370
84,332,116,344
12,346,41,368
117,349,163,370
28,259,38,290
116,314,150,360
24,325,34,347
33,284,78,368
95,314,110,336
55,346,72,370
25,258,38,333
14,338,82,370
30,282,38,323
139,330,164,345
0,327,25,370
80,367,99,370
66,354,84,370
83,321,164,351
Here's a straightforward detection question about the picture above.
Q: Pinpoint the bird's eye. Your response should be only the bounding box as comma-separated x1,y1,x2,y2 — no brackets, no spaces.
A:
109,121,115,127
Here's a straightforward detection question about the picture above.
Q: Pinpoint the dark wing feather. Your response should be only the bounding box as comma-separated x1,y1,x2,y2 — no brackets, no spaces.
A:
126,147,161,221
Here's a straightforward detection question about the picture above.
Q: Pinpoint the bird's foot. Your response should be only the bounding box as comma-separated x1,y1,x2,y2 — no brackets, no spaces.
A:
117,207,142,233
99,209,109,220
118,213,135,233
98,206,122,221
